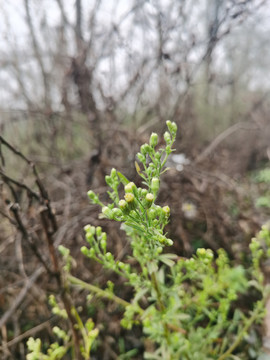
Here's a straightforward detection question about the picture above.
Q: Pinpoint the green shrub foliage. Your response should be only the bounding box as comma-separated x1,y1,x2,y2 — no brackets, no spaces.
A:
27,121,270,360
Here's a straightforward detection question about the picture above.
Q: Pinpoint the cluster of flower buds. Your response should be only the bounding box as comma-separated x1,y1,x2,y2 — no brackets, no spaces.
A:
81,224,108,259
196,248,214,265
84,120,178,262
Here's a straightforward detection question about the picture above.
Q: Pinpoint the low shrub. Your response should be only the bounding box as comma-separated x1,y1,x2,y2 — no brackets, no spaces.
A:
27,121,270,360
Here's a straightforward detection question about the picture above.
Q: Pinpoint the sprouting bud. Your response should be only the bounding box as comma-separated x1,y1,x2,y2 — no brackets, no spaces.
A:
110,168,117,179
137,153,145,163
96,226,102,237
112,208,122,218
150,132,158,148
118,262,125,270
102,206,113,219
146,193,154,202
81,246,88,256
141,189,148,197
100,239,107,252
105,175,113,186
105,252,113,261
119,199,128,209
124,193,135,203
164,131,171,144
125,182,136,193
84,225,95,236
205,249,214,261
148,208,157,220
101,232,107,242
166,145,172,155
85,232,93,242
197,248,206,257
162,206,170,217
84,224,91,232
140,144,148,156
87,190,98,203
166,120,177,135
151,177,160,195
145,193,154,208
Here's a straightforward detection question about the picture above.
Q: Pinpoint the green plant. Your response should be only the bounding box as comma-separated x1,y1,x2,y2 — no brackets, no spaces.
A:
26,246,99,360
253,167,270,210
27,121,270,359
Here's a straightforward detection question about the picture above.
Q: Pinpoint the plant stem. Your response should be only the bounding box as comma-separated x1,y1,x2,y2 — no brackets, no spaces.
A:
150,272,170,344
68,275,130,308
217,304,263,360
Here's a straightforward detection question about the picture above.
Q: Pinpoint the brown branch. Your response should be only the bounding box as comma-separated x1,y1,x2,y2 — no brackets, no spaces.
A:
9,203,53,275
0,170,40,201
0,267,44,329
0,316,57,350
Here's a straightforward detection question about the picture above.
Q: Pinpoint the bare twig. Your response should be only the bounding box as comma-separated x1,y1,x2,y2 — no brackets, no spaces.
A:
0,267,44,329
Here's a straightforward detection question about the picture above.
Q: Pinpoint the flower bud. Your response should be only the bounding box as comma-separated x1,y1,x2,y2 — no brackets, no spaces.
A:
87,190,98,203
96,226,102,237
85,232,93,242
125,182,136,193
162,206,170,217
105,175,113,186
102,206,113,219
119,199,128,209
166,145,172,155
118,261,125,270
141,188,148,197
166,239,173,246
112,208,122,218
137,153,145,163
164,131,171,144
81,246,88,255
89,248,96,257
110,168,117,179
100,239,107,252
150,132,158,148
151,177,160,195
166,120,177,135
197,248,206,257
124,193,135,203
148,208,157,220
140,144,148,155
84,224,91,232
105,252,113,261
84,225,95,236
146,193,154,202
101,232,107,241
145,193,154,209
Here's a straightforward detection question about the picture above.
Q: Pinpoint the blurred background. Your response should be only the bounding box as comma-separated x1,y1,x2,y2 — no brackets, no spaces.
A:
1,1,270,359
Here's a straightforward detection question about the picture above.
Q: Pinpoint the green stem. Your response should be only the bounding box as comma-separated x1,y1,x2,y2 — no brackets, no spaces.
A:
217,304,263,360
151,272,170,344
68,275,130,308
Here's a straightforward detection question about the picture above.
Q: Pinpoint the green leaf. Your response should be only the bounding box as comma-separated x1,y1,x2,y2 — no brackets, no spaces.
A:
158,254,177,267
125,222,145,235
117,171,130,185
